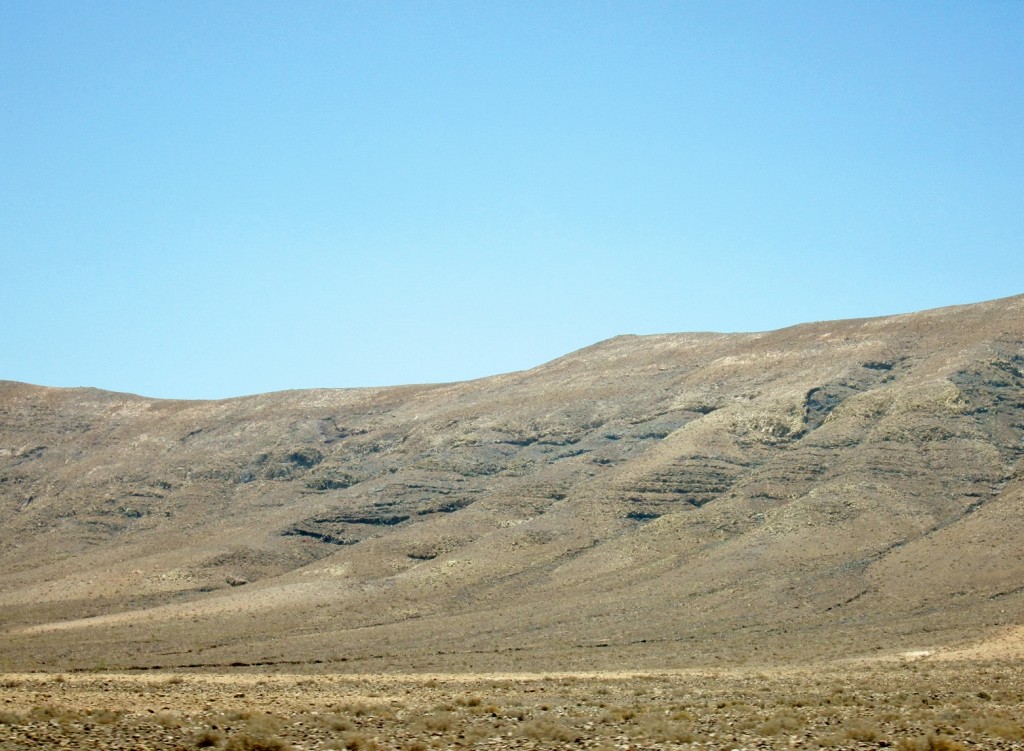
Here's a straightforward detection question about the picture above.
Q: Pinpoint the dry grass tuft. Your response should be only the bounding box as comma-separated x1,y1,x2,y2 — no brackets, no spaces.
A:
519,716,578,742
327,730,379,750
152,711,183,728
320,713,355,732
0,710,23,725
637,716,697,743
757,710,802,736
896,734,968,751
415,710,455,733
194,728,224,748
85,707,124,724
224,731,293,751
843,718,882,742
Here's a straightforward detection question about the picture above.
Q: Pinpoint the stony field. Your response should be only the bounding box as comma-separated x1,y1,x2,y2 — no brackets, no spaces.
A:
2,657,1024,750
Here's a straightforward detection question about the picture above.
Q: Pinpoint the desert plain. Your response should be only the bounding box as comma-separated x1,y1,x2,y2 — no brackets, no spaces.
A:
4,649,1024,750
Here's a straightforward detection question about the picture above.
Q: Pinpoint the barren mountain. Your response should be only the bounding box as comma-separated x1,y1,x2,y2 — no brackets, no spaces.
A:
2,295,1022,673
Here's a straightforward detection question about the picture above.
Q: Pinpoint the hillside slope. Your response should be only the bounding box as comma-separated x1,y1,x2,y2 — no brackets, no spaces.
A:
1,295,1022,671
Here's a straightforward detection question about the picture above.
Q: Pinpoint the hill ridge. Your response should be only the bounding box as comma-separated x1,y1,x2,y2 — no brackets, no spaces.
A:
1,294,1022,672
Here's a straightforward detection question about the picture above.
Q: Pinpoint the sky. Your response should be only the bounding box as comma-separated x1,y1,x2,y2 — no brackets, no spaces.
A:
2,1,1022,400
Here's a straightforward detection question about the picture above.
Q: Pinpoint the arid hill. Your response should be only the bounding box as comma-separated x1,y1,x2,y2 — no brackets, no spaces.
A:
1,295,1022,673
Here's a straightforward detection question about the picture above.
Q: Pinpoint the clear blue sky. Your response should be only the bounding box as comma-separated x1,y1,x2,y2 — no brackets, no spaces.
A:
2,1,1022,400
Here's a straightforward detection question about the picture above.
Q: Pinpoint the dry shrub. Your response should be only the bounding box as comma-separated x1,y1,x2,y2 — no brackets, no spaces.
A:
813,731,845,748
29,704,79,723
520,716,578,742
966,708,1024,740
982,719,1024,740
153,711,183,728
335,701,393,720
757,711,802,736
416,710,455,732
194,728,225,748
85,707,124,724
243,712,285,735
637,716,696,743
844,718,882,742
225,731,293,751
0,709,24,725
599,706,636,723
896,734,968,751
329,731,378,750
321,713,355,731
462,723,495,743
217,709,284,735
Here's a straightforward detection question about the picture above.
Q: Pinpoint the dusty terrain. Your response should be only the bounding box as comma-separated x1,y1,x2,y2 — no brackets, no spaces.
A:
1,295,1023,675
3,653,1024,750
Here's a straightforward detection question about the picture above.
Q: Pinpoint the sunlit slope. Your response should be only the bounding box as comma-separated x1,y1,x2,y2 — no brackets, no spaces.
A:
1,295,1022,671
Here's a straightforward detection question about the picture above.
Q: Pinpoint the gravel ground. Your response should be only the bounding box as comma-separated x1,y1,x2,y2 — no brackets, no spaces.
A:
2,658,1023,750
